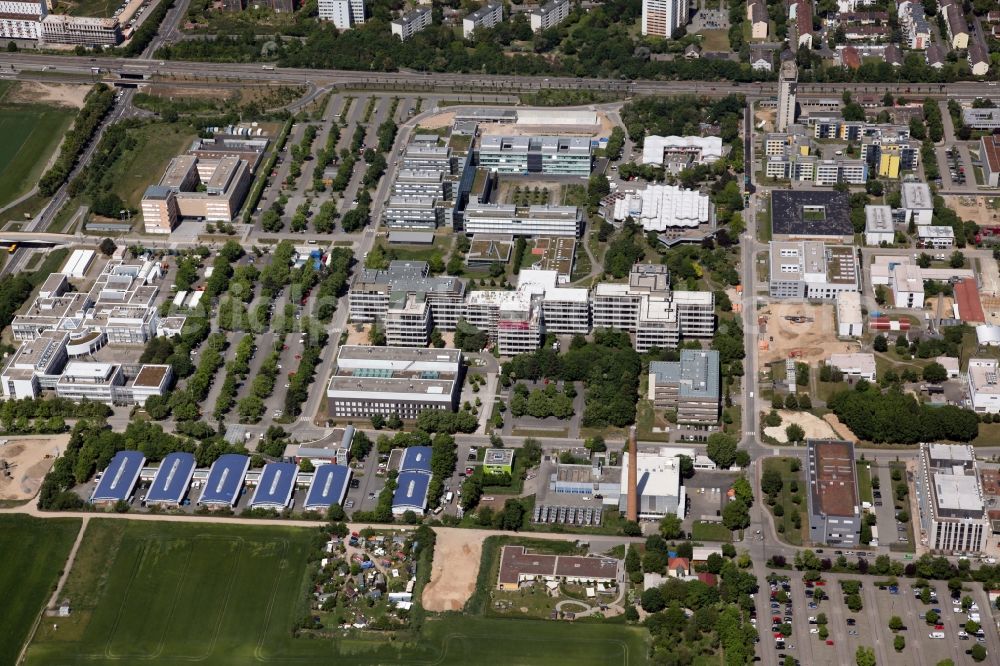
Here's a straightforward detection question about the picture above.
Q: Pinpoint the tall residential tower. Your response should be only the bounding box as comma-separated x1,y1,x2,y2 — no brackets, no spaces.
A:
777,61,798,132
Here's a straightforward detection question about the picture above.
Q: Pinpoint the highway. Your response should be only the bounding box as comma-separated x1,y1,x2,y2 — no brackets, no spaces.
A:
2,52,999,100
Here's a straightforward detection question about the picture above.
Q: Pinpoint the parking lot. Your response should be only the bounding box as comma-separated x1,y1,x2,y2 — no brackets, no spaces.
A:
757,572,998,666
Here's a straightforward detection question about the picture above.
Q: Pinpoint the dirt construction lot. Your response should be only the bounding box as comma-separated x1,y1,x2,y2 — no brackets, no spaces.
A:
758,302,859,364
763,410,837,443
0,434,69,500
421,527,482,611
943,195,1000,227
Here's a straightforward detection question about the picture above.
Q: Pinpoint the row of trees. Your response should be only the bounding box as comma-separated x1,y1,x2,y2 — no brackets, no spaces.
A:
39,84,115,196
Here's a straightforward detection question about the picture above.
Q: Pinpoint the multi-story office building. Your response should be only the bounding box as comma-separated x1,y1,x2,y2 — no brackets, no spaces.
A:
806,439,862,546
591,264,714,352
640,136,723,170
777,61,798,132
348,261,466,332
392,169,450,199
648,350,721,426
141,153,253,233
861,138,919,178
530,0,570,31
477,135,592,176
0,0,45,40
326,346,462,418
963,108,1000,131
319,0,365,28
391,7,431,40
917,443,988,554
383,196,443,230
916,225,955,249
982,136,1000,188
900,181,934,224
41,14,121,45
385,292,434,347
641,0,688,37
463,2,502,38
863,205,895,246
768,241,859,300
463,204,583,237
604,185,713,231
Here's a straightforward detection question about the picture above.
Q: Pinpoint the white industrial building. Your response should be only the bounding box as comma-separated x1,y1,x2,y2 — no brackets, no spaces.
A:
835,291,863,337
826,353,877,381
60,249,96,278
618,447,685,520
917,443,988,555
606,185,712,231
641,135,723,168
968,359,1000,415
900,182,933,225
863,205,895,246
767,241,860,300
917,225,955,249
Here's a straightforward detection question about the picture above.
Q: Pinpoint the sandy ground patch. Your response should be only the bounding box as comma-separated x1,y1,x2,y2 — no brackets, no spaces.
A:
943,195,1000,228
421,528,482,612
822,413,858,443
754,108,776,133
344,323,374,346
7,82,89,109
419,110,456,130
758,302,860,364
925,296,955,320
763,410,837,443
0,434,69,500
725,286,743,313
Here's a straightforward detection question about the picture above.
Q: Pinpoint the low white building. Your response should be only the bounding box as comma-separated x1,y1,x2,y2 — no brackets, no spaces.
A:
863,205,895,246
827,353,876,381
836,291,863,337
935,356,960,379
917,225,955,249
618,447,686,520
641,135,723,168
900,182,933,225
889,262,924,308
968,358,1000,414
607,185,712,231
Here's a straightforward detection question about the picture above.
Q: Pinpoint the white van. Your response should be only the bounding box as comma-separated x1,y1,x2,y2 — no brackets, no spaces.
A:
929,632,945,639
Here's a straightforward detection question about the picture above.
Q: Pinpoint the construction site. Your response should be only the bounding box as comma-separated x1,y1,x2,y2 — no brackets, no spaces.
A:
757,302,860,365
0,435,69,501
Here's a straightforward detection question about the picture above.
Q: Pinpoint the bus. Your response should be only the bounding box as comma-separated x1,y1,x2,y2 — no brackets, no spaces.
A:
8,244,17,253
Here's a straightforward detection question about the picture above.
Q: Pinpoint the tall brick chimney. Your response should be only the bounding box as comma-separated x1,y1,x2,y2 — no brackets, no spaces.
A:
626,425,638,522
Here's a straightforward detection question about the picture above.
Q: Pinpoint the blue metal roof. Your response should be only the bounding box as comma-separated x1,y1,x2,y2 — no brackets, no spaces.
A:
91,450,145,503
200,454,249,506
145,452,195,504
400,446,433,475
303,464,352,511
392,471,430,514
249,462,298,509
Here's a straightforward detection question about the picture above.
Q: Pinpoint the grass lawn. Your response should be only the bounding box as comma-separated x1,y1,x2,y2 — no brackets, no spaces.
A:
856,461,873,504
107,123,198,208
0,98,75,208
28,249,70,287
973,423,1000,447
0,515,81,666
699,29,731,51
64,0,119,17
763,457,806,547
636,399,671,442
816,380,849,404
691,521,733,543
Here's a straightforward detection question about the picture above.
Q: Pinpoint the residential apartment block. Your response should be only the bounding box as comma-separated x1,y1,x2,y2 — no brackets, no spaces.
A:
642,0,688,37
463,2,502,38
0,0,45,40
318,0,365,28
982,136,1000,188
41,14,121,45
530,0,570,31
391,7,431,40
648,350,720,426
768,241,859,300
326,346,463,418
941,1,968,49
917,443,988,554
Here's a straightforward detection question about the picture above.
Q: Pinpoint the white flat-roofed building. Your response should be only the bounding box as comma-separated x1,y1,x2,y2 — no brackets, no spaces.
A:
607,185,712,231
478,135,592,176
827,352,876,381
41,14,121,45
383,196,443,230
836,291,863,337
917,443,988,554
917,225,955,249
391,6,431,40
968,359,1000,414
465,270,569,355
327,346,463,419
463,203,582,237
640,136,723,168
54,361,126,404
540,283,591,335
619,447,685,519
392,169,450,199
463,2,502,38
768,241,860,300
889,262,924,308
900,182,933,225
963,108,1000,131
648,350,721,425
61,249,95,278
0,331,69,400
318,0,364,28
530,0,570,31
385,291,433,347
864,205,895,245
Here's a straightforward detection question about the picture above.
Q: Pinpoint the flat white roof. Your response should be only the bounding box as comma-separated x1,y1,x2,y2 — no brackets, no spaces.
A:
642,135,723,165
836,291,863,325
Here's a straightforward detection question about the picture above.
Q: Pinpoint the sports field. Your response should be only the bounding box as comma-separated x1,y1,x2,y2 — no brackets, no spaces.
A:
0,88,76,208
27,519,649,665
0,514,81,666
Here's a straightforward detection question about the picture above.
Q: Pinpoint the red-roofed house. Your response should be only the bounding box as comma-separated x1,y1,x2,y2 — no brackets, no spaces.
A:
667,557,691,577
794,0,813,48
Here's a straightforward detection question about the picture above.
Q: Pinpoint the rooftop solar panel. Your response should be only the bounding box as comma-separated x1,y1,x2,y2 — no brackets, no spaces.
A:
90,450,145,503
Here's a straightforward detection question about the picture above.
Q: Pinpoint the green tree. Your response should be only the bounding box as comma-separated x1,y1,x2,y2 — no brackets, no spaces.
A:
894,635,905,652
786,423,805,443
660,513,684,539
873,334,888,352
856,646,876,666
889,615,903,632
949,251,965,269
970,645,986,662
923,362,948,383
762,467,783,495
706,432,738,468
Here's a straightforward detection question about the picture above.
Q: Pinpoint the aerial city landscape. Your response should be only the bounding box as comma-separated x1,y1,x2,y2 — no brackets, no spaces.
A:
1,0,1000,663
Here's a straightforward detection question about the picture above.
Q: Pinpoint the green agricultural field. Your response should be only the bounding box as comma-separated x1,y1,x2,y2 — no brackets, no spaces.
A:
28,520,649,665
0,514,81,666
0,91,76,208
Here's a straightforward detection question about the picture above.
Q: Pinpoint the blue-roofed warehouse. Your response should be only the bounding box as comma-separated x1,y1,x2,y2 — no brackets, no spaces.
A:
400,446,433,474
303,464,352,511
199,454,250,507
392,471,431,515
145,452,196,508
91,450,146,505
249,462,298,510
